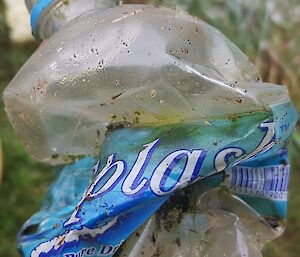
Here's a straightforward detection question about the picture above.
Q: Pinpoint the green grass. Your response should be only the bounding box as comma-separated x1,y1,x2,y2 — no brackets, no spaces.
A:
0,3,54,256
0,1,299,257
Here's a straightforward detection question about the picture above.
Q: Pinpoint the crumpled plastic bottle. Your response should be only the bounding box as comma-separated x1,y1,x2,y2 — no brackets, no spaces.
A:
3,1,298,257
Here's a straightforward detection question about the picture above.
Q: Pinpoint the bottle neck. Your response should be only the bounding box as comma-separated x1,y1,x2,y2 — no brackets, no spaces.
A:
31,0,116,41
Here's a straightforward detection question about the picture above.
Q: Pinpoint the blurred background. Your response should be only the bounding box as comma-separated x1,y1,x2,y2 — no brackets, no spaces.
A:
0,0,299,256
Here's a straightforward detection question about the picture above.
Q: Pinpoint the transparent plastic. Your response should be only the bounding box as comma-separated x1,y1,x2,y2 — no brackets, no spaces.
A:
27,0,116,40
25,0,36,12
4,4,288,164
115,187,283,257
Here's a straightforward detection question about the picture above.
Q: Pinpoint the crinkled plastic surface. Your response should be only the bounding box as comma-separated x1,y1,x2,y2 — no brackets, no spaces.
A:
116,188,280,257
4,4,289,164
4,3,298,257
18,99,297,257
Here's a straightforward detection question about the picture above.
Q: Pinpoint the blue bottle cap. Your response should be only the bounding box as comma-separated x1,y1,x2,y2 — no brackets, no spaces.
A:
30,0,53,32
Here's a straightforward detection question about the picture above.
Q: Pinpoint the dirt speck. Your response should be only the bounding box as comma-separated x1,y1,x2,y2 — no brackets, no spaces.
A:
112,91,125,100
151,89,157,99
174,238,181,247
235,98,243,104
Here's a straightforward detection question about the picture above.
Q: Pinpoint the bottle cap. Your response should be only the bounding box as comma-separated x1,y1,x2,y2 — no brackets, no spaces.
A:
25,0,53,32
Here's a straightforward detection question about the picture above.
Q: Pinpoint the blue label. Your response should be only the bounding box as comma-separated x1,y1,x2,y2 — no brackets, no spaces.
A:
18,101,298,257
228,164,289,200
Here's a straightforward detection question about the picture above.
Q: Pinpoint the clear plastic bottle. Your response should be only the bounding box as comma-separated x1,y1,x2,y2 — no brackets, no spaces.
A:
4,1,296,257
